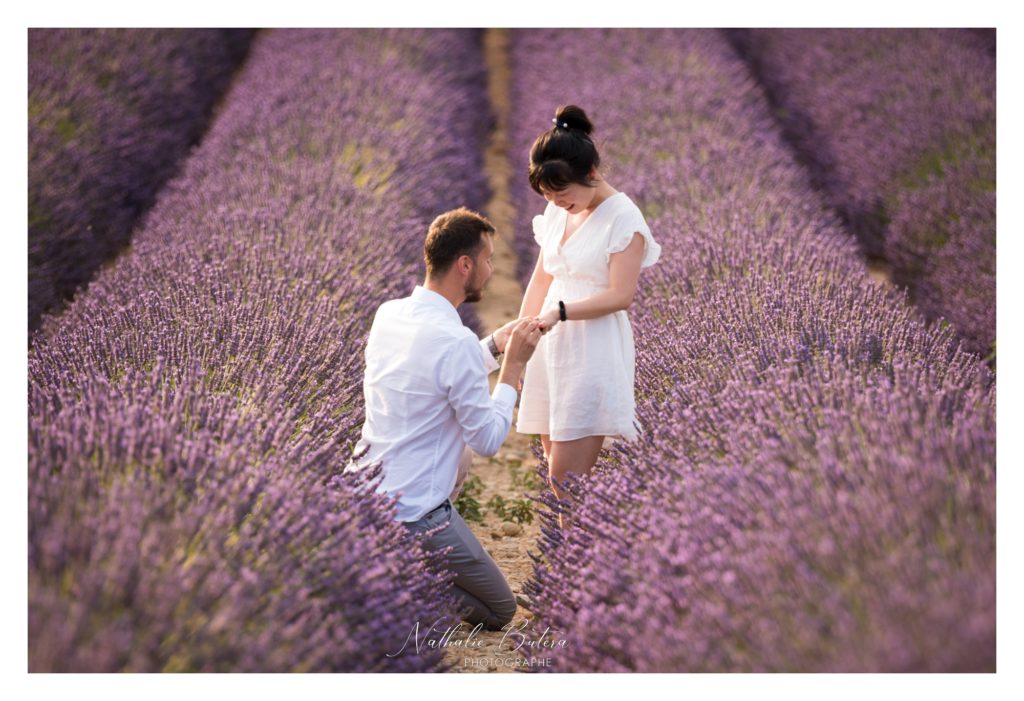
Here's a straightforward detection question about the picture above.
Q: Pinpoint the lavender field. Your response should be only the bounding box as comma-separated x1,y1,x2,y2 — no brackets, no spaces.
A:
509,29,994,672
29,28,488,672
28,29,255,337
28,28,996,673
727,29,996,359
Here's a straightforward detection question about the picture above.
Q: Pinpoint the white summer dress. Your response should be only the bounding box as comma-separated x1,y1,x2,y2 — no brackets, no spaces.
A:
516,192,660,443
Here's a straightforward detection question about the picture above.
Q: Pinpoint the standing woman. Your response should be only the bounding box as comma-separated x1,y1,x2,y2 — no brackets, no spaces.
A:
516,105,660,524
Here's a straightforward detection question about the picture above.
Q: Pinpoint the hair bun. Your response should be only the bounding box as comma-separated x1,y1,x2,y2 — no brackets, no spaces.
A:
554,105,594,136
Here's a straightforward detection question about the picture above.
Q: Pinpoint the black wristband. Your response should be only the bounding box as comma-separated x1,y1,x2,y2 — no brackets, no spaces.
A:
559,300,567,322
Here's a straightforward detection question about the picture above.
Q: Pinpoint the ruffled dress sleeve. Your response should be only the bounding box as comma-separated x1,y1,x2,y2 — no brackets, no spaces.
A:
606,206,661,268
532,203,551,247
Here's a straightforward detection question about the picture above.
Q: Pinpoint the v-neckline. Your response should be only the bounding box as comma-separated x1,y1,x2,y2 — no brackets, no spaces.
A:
556,192,623,251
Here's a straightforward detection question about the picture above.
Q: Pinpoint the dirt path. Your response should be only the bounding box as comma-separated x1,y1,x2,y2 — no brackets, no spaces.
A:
442,29,548,674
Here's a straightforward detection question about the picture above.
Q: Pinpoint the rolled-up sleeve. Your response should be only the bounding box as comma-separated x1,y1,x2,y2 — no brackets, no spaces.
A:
442,336,517,456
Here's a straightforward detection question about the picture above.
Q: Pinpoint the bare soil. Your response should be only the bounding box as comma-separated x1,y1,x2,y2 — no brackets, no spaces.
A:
442,29,548,674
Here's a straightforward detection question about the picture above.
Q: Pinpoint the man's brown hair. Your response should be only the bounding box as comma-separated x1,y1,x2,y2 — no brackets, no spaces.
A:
424,207,496,278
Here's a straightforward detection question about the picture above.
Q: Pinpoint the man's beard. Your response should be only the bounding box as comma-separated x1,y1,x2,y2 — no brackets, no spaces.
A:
463,282,483,304
463,258,487,303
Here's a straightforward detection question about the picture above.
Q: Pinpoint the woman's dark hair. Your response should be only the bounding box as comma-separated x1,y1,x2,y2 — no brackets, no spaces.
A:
423,207,495,277
528,105,601,196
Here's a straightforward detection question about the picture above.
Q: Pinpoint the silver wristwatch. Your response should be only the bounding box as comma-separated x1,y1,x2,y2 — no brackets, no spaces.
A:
486,334,502,359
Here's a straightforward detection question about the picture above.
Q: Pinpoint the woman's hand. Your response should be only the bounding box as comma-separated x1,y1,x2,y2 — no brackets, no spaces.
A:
538,307,561,332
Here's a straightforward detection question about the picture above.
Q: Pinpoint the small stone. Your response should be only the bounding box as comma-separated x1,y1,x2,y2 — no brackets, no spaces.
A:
500,521,522,536
490,530,504,539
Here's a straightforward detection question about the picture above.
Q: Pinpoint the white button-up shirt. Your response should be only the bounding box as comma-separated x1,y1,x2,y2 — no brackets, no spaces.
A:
345,286,516,522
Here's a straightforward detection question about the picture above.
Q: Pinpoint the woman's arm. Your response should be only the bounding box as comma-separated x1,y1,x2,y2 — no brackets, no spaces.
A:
539,232,645,327
519,248,554,319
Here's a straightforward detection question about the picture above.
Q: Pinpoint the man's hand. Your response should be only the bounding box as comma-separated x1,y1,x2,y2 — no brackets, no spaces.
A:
504,318,543,367
497,318,542,393
493,317,520,354
495,314,550,352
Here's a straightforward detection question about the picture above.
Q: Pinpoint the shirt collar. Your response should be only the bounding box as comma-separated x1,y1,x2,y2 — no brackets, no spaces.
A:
411,285,463,326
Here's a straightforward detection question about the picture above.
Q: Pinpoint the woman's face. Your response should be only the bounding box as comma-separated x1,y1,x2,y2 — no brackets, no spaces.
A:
539,171,601,214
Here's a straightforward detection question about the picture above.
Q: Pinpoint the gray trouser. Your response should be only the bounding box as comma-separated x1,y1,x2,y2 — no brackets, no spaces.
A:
403,498,517,631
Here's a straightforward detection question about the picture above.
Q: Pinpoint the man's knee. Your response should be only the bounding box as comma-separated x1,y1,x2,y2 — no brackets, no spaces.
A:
490,593,518,629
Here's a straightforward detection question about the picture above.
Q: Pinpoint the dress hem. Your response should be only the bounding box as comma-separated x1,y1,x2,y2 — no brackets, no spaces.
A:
515,424,639,443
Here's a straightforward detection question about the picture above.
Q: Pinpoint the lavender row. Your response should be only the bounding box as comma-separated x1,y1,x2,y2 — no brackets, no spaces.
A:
28,29,255,337
726,29,996,358
28,29,491,672
507,29,995,672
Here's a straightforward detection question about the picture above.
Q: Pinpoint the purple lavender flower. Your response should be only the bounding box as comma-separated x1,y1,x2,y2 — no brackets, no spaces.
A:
28,29,255,338
726,29,995,358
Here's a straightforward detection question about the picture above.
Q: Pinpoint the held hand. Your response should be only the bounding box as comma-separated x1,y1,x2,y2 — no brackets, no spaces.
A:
537,307,561,333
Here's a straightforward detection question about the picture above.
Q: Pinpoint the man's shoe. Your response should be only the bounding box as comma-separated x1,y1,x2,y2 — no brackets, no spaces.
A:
515,593,535,612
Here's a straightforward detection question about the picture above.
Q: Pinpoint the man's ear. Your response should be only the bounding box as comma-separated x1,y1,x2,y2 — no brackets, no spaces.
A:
457,254,473,276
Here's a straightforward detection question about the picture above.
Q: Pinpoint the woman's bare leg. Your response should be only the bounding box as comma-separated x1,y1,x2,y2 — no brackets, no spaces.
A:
548,435,605,528
540,434,552,462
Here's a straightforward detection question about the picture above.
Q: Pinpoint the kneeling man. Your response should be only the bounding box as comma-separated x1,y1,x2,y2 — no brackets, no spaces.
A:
346,207,541,630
